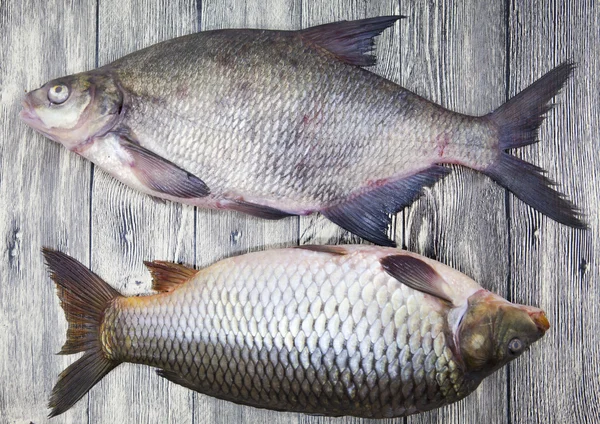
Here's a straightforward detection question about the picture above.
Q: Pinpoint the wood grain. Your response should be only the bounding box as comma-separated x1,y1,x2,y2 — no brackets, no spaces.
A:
1,1,598,423
0,1,94,423
508,1,600,423
400,1,509,424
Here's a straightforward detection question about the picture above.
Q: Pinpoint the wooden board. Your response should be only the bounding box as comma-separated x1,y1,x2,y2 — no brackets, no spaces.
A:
0,1,94,423
507,1,600,423
1,1,598,423
401,2,508,424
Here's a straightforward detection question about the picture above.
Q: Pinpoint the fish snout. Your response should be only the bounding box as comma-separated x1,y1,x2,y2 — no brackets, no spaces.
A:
20,95,36,122
525,307,550,334
530,310,550,333
19,93,44,129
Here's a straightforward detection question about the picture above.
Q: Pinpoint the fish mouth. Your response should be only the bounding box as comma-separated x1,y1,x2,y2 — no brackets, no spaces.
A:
529,310,550,333
19,96,43,128
517,304,550,334
19,96,61,142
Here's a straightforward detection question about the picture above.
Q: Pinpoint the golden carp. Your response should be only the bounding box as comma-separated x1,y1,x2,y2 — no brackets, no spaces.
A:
44,245,548,417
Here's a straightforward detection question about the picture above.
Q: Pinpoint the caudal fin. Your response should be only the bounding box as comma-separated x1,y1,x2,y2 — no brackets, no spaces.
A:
483,62,586,228
42,248,121,418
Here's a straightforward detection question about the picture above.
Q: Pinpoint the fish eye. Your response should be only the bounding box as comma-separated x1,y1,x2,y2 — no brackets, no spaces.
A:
48,84,70,104
508,337,524,355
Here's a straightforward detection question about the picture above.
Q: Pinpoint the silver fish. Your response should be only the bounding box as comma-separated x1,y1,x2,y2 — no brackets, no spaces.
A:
22,17,585,245
43,245,549,418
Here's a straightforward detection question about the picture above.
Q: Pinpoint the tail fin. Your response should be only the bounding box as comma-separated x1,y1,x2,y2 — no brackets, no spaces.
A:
483,62,586,228
42,248,121,418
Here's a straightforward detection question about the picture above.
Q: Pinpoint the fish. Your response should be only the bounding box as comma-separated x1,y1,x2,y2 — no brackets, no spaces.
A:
43,245,549,418
21,16,585,246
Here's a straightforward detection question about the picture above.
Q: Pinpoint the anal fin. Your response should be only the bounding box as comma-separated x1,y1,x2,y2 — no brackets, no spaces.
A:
157,369,202,392
221,199,295,220
119,136,210,199
321,166,451,246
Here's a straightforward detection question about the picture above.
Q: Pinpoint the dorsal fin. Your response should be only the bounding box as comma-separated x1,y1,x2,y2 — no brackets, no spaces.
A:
144,261,199,293
299,16,404,66
296,245,348,255
380,255,454,304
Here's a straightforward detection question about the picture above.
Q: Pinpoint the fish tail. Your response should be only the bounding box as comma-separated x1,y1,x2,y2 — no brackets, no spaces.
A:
482,61,586,228
42,248,122,418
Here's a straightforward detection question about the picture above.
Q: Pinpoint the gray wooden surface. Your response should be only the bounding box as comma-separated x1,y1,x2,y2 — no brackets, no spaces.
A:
0,0,598,423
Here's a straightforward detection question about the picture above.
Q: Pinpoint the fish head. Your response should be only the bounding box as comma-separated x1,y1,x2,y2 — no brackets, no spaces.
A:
20,71,122,150
457,290,549,380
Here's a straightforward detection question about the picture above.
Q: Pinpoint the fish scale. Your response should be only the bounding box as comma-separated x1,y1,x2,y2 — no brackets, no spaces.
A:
116,30,434,207
100,248,470,418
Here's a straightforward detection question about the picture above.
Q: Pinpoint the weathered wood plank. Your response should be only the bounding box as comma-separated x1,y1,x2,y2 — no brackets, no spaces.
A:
400,1,509,424
88,1,198,423
195,2,301,423
508,2,600,422
0,2,95,423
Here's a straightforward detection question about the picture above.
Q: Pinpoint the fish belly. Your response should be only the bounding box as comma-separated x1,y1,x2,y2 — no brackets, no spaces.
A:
102,249,472,418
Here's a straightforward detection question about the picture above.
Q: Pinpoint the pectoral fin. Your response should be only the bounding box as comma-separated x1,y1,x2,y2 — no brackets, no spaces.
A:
119,137,210,198
380,255,454,304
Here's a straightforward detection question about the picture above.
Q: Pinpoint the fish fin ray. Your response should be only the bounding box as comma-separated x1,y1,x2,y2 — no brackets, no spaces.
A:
491,62,574,150
221,199,295,220
380,255,454,304
42,248,121,354
485,62,586,228
157,369,202,392
48,349,118,418
321,166,451,246
296,245,348,255
144,260,199,293
300,16,404,66
484,154,586,228
42,248,121,417
119,136,210,198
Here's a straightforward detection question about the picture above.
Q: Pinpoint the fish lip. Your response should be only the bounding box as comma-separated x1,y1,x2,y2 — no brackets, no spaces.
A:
19,96,61,142
528,310,550,333
19,96,40,125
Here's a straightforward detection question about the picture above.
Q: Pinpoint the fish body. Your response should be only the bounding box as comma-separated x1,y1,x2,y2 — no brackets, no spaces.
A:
44,246,549,418
21,17,585,245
